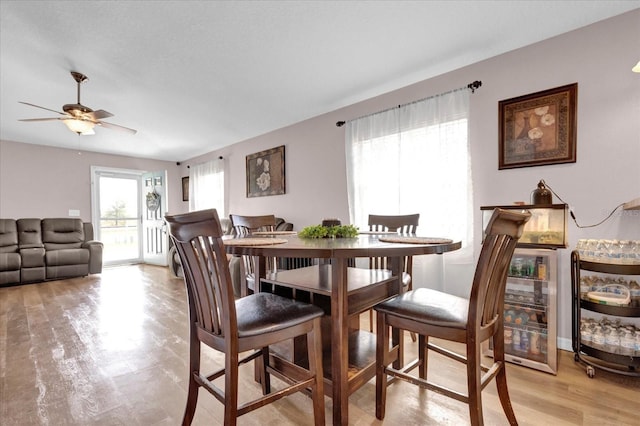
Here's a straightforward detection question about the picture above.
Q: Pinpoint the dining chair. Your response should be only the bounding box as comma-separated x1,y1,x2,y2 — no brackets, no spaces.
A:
374,208,530,426
365,213,420,335
229,214,277,296
165,209,325,426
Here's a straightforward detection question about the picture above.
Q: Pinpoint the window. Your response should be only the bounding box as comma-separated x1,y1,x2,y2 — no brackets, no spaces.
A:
189,158,225,216
346,88,472,263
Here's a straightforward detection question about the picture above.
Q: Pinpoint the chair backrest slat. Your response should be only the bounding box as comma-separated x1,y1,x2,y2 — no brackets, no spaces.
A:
230,214,276,235
368,214,419,234
229,214,278,278
468,208,531,332
368,214,420,273
166,209,237,340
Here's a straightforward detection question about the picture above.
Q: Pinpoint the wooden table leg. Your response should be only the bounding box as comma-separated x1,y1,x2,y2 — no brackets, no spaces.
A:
389,256,404,369
331,257,349,425
254,255,267,383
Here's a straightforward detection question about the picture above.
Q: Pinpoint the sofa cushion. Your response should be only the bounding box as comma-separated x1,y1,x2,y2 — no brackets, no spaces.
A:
46,248,90,266
0,252,21,271
17,218,44,247
21,267,45,283
42,218,84,250
0,270,21,285
0,219,18,253
46,264,89,280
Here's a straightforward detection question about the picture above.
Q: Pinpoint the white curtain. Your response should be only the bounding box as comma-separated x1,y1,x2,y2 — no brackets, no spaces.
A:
189,158,225,216
345,88,473,270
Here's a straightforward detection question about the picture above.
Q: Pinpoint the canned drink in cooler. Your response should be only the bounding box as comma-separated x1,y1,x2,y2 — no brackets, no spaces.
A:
504,328,513,351
530,330,540,355
520,330,530,353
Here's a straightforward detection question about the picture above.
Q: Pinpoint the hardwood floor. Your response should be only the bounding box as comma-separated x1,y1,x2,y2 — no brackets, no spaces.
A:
1,264,637,425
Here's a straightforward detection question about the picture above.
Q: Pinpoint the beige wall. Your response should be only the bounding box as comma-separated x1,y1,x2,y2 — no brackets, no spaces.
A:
187,11,639,236
0,141,181,221
182,10,640,348
1,10,638,347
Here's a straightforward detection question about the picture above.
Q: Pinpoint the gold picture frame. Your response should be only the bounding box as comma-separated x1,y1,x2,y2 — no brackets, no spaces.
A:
246,145,285,197
499,83,577,169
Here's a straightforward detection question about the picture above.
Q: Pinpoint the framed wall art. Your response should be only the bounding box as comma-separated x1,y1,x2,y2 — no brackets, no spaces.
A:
246,145,285,197
499,83,577,169
182,176,189,202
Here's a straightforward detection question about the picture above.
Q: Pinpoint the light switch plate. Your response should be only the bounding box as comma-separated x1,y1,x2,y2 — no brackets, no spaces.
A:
68,209,80,217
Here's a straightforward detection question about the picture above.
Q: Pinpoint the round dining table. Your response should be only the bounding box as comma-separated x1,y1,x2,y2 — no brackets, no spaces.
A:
224,232,461,426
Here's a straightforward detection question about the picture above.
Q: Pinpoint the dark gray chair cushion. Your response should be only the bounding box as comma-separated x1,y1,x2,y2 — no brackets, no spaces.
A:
375,287,469,330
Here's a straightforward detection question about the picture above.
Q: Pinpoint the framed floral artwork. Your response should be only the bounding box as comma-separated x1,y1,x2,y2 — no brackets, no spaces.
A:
499,83,577,169
246,145,285,197
181,176,189,202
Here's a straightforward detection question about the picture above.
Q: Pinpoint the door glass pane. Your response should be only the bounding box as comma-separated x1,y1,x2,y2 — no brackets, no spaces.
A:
99,176,140,263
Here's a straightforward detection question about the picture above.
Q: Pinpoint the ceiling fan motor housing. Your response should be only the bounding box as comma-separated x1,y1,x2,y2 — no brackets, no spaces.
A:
63,103,93,117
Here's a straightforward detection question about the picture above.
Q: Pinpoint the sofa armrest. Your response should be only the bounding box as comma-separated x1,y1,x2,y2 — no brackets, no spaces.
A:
82,240,103,274
275,217,293,232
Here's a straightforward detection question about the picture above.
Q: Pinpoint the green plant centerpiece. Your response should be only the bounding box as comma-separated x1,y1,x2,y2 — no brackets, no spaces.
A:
298,224,359,239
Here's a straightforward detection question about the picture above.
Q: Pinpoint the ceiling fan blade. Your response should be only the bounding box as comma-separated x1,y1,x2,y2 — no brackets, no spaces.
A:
19,101,68,116
96,121,137,134
19,117,65,122
87,109,113,120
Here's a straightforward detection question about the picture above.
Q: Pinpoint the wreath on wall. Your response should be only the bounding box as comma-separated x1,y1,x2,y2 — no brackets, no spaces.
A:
146,190,161,212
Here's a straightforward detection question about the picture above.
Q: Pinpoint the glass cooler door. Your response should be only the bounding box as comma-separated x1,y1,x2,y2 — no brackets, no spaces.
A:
485,247,558,374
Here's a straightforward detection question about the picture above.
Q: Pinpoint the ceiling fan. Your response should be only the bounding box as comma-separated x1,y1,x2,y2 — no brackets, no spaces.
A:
19,71,137,135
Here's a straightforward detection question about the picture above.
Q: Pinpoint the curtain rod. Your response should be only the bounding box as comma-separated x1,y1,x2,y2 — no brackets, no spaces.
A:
184,156,223,168
335,80,482,127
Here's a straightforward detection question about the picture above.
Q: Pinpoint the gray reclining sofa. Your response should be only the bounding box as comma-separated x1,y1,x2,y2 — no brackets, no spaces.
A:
0,218,103,286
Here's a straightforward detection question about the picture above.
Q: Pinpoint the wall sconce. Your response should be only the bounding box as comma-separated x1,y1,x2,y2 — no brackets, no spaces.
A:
633,61,640,73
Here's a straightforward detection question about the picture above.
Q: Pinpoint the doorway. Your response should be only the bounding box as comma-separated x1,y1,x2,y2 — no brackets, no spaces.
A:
91,167,168,266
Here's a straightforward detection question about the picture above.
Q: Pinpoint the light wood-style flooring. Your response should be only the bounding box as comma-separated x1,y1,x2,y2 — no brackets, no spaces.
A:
1,264,638,425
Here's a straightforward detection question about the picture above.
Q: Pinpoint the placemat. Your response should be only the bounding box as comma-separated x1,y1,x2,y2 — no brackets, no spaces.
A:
358,230,398,235
378,236,453,244
224,238,288,246
252,230,298,236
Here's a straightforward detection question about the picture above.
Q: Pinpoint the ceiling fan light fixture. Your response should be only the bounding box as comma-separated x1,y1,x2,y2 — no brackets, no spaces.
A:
19,71,135,135
63,118,95,135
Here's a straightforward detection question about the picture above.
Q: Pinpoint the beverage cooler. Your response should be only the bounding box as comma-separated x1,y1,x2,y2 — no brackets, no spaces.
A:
481,204,568,375
487,248,558,374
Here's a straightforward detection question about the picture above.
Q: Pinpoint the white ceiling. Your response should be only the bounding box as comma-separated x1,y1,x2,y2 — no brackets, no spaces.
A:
1,1,638,162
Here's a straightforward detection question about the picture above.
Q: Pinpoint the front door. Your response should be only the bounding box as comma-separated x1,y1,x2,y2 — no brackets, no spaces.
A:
141,171,168,266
